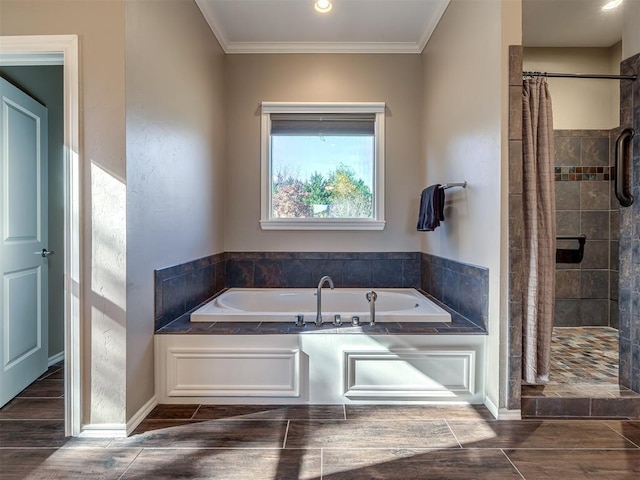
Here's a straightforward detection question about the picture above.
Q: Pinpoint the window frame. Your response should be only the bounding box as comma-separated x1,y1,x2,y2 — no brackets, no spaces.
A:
260,102,386,230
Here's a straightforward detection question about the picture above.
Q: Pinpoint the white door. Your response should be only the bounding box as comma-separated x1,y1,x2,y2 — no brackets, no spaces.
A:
0,77,49,408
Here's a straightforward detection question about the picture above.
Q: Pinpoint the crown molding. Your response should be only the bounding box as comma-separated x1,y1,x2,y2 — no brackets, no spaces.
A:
418,0,450,53
195,0,230,52
224,41,423,54
195,0,449,55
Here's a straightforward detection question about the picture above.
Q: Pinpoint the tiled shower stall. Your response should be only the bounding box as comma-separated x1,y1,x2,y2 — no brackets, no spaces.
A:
554,129,619,328
508,46,640,416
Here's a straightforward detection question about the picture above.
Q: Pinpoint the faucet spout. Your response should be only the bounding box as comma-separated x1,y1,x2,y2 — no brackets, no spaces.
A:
316,276,334,326
366,290,377,326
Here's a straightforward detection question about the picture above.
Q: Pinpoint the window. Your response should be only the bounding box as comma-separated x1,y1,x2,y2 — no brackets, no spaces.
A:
260,102,385,230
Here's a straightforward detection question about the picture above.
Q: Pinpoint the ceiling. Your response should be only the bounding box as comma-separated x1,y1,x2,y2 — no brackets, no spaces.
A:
195,0,624,54
194,0,450,53
523,0,623,48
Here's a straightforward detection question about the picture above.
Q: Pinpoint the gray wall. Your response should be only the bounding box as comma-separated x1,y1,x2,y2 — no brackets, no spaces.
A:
125,0,227,417
224,53,423,252
0,66,64,359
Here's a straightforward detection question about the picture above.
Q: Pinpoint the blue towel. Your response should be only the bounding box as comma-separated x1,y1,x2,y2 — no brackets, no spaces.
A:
417,184,445,231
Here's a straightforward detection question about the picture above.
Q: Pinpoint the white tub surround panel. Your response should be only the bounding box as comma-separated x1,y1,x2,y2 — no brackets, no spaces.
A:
155,334,485,405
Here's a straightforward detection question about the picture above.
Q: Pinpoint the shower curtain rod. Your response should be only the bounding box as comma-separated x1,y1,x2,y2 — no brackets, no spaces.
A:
523,71,637,81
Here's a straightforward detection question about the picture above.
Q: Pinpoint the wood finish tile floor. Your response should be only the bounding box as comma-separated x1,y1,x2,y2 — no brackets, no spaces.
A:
2,402,640,479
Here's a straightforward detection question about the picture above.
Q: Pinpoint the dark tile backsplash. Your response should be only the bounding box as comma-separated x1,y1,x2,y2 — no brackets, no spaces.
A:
155,251,487,332
154,253,226,331
420,253,489,331
224,251,421,290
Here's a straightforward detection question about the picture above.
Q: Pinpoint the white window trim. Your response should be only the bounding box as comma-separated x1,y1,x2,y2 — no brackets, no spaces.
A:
260,102,386,231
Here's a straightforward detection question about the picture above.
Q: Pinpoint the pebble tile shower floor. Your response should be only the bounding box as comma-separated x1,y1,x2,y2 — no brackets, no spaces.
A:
1,361,640,479
550,327,619,386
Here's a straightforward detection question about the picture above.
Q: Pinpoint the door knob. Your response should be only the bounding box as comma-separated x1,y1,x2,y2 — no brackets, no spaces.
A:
37,248,55,258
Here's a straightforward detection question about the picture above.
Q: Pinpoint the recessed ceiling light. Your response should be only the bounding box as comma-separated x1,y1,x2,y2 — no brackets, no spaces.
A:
602,0,623,11
314,0,333,13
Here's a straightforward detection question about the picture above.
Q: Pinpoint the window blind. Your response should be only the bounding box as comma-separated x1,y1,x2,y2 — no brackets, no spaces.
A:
270,113,375,136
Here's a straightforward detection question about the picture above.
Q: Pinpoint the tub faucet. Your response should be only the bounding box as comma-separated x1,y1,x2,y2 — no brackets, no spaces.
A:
366,290,377,326
316,275,334,326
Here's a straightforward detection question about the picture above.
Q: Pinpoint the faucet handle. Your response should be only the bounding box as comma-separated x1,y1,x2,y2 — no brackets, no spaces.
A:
295,314,305,327
333,314,342,326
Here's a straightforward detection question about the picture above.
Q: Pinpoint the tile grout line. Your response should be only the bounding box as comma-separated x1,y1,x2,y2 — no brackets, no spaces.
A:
282,420,290,449
444,420,463,449
116,447,144,480
602,421,640,448
500,448,526,479
190,404,202,420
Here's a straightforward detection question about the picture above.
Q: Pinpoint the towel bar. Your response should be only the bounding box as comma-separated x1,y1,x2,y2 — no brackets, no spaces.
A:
439,181,467,190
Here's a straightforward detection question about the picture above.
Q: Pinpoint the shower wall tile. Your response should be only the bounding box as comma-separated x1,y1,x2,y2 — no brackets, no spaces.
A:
509,141,523,194
509,85,522,140
619,338,631,387
509,196,524,247
555,270,580,299
580,182,610,210
554,299,580,327
554,136,580,166
580,211,610,239
555,181,580,210
579,299,609,326
556,210,580,236
509,46,523,87
581,137,609,166
509,248,524,304
581,270,609,299
580,240,609,269
610,210,619,241
610,269,619,300
507,45,523,412
610,300,619,329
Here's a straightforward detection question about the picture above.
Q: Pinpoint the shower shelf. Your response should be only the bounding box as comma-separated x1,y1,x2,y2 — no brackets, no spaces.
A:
556,235,586,264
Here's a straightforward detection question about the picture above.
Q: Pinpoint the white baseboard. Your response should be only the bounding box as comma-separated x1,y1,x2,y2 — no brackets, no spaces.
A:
497,408,522,420
79,423,128,438
48,351,65,367
126,395,157,436
79,395,157,438
484,396,499,419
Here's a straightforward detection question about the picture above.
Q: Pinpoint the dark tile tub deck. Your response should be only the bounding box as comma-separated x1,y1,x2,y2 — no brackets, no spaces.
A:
156,291,487,336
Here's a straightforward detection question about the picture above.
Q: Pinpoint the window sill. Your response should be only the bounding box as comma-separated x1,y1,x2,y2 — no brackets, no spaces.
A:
260,219,386,231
